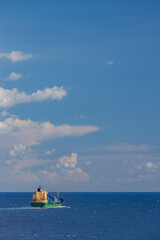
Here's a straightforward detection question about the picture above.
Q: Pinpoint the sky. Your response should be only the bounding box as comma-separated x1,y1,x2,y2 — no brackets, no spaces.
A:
0,0,160,192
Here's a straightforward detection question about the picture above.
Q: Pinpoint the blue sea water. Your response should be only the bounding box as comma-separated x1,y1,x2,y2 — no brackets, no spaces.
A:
0,193,160,240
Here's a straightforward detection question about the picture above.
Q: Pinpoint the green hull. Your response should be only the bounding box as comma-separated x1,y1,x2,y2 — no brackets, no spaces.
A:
31,202,62,208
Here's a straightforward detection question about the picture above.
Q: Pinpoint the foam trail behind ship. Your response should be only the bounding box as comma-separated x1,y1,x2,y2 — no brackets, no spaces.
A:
0,206,70,210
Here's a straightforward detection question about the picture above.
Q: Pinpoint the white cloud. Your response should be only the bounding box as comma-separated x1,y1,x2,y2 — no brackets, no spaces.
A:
0,51,32,62
56,153,90,182
0,121,16,134
9,144,29,157
135,161,160,172
0,86,67,108
45,148,56,155
145,162,160,171
145,162,153,168
57,153,77,169
1,111,10,117
0,147,91,184
0,117,99,146
46,150,52,155
7,72,24,81
63,168,89,182
107,60,114,65
1,149,53,183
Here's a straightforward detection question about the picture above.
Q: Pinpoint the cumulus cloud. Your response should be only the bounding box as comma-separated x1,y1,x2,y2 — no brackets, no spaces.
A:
144,162,160,171
145,162,153,168
9,144,30,157
0,51,32,62
0,117,99,146
0,86,67,108
0,146,91,184
56,153,89,182
0,121,17,134
57,153,77,169
6,72,24,81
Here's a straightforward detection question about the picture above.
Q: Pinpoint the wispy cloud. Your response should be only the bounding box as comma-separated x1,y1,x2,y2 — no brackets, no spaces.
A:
10,158,49,173
36,170,58,182
6,72,24,81
12,171,39,183
0,117,99,146
0,51,32,62
6,158,51,183
88,143,155,153
80,153,160,162
0,86,67,108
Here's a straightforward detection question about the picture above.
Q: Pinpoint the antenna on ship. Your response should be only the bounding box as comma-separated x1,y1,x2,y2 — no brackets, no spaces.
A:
57,192,59,198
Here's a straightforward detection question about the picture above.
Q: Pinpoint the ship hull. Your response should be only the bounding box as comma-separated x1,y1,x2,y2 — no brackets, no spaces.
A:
31,202,62,208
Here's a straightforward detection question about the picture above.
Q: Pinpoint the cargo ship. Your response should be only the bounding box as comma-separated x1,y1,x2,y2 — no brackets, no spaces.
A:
31,186,63,208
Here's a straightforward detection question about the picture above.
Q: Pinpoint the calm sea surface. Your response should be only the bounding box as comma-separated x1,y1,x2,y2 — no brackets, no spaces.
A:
0,192,159,240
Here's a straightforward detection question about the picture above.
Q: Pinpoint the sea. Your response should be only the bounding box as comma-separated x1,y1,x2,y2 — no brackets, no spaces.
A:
0,192,160,240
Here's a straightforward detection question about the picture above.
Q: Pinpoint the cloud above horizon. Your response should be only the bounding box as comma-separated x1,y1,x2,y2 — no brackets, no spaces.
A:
62,168,89,182
0,117,99,146
6,72,24,81
0,86,67,108
88,143,155,153
1,149,90,184
57,153,78,169
0,51,32,62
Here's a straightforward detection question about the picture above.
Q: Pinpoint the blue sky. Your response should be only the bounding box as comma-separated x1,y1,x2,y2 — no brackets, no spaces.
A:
0,0,160,191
